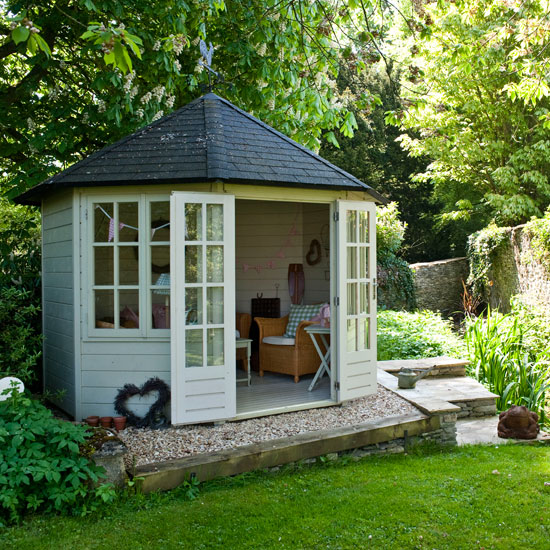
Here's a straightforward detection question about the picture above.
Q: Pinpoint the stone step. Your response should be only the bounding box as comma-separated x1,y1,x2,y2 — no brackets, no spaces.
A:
457,416,550,445
378,368,498,419
378,356,469,378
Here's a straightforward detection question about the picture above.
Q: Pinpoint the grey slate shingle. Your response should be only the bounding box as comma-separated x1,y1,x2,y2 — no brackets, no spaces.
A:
16,93,386,205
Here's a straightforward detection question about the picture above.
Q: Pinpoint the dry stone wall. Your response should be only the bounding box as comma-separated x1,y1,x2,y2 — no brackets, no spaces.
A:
409,257,469,315
487,225,550,312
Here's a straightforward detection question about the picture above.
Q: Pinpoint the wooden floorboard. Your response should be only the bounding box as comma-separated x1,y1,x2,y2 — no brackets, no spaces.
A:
236,371,331,414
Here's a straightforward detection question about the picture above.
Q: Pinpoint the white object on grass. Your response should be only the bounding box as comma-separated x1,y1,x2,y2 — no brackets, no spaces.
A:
0,376,25,401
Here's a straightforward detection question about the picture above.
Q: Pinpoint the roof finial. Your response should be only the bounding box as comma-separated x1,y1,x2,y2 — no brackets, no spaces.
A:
198,39,224,93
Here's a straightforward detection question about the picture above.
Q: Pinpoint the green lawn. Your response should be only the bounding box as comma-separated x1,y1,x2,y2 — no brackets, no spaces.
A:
3,444,550,549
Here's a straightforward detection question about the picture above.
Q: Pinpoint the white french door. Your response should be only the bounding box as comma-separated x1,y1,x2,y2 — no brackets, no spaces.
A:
336,200,377,401
170,192,235,424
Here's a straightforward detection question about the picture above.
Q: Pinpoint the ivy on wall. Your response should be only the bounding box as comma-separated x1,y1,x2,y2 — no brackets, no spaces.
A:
467,223,511,301
524,209,550,271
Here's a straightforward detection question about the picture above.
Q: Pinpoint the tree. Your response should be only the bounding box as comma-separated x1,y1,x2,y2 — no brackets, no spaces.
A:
319,63,463,262
1,0,388,198
388,0,550,227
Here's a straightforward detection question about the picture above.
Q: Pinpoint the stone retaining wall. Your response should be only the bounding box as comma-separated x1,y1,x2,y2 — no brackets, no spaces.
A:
410,257,469,315
487,225,550,312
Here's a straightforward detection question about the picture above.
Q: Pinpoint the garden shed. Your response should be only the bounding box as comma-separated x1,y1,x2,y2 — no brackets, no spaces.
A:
16,93,385,425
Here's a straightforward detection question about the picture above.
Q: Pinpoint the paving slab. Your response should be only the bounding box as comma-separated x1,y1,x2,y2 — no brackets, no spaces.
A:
378,356,469,377
457,416,550,445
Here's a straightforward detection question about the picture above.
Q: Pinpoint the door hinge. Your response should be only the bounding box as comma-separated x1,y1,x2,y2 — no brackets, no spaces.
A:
334,381,340,391
334,296,340,306
333,211,339,222
373,278,377,301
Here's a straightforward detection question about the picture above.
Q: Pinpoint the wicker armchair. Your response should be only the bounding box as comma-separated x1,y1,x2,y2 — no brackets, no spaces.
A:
236,312,252,373
255,314,323,383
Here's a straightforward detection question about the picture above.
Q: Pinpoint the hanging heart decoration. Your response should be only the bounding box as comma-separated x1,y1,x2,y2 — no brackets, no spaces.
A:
114,377,170,428
306,239,322,266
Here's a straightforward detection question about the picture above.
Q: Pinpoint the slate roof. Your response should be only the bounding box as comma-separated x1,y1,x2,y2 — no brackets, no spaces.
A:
16,93,386,205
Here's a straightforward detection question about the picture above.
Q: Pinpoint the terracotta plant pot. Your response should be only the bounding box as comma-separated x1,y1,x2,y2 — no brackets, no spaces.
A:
100,416,113,428
85,415,99,427
113,416,127,431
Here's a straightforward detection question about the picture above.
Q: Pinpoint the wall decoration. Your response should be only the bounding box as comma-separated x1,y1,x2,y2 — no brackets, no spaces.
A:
306,239,322,266
114,377,170,429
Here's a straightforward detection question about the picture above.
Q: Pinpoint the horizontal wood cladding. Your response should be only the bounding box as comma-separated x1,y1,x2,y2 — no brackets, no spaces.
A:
42,191,76,417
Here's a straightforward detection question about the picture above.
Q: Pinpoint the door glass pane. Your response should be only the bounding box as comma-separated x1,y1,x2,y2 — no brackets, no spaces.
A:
185,288,202,325
207,328,224,366
185,330,203,367
94,203,113,242
151,246,170,280
206,204,223,241
359,211,369,243
151,201,170,242
347,283,357,315
185,203,202,241
207,245,223,283
95,289,114,328
185,245,202,283
119,290,139,328
151,291,170,329
119,202,139,242
347,247,356,279
119,247,139,285
359,247,369,278
346,210,357,243
207,287,224,324
357,318,370,350
347,319,356,352
94,247,113,285
359,283,370,315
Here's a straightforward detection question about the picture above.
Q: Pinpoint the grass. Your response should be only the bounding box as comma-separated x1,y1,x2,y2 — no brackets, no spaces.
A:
3,444,550,549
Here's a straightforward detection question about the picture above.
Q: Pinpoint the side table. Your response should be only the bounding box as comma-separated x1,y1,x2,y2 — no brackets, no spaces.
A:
304,324,331,391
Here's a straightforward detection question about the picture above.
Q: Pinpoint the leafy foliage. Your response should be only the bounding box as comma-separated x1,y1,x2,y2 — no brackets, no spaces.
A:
0,287,42,384
377,310,465,360
464,307,550,425
524,208,550,271
466,223,510,301
0,0,389,199
376,203,415,310
0,390,114,525
390,0,550,227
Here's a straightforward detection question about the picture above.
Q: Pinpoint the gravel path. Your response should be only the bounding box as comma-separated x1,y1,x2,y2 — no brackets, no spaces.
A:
119,385,418,467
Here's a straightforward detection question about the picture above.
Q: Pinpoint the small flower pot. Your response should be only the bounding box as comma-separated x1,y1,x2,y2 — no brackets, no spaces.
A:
100,416,113,428
113,416,127,431
85,415,99,427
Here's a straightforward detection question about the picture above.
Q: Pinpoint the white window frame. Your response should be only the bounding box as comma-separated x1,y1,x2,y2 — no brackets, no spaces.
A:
85,192,171,338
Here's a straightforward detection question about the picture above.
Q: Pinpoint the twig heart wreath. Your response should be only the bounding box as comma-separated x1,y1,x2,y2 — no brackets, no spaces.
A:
114,377,170,429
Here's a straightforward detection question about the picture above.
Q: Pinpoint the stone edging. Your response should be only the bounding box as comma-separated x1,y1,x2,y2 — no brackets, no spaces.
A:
135,410,454,493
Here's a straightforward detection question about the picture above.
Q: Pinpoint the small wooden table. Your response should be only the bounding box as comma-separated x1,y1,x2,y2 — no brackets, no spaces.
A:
305,324,331,391
236,338,252,386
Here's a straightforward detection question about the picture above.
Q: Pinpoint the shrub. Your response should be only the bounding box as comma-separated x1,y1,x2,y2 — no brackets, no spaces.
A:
0,287,42,384
0,390,115,525
377,310,465,360
464,307,550,425
376,203,416,310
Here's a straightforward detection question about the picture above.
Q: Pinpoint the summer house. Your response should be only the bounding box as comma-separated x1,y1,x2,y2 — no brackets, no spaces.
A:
16,93,385,425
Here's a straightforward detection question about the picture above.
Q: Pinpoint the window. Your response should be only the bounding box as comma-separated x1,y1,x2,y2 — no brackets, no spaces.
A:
89,195,170,336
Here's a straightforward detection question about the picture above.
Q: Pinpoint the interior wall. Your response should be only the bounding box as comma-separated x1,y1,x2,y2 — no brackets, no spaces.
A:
235,200,330,317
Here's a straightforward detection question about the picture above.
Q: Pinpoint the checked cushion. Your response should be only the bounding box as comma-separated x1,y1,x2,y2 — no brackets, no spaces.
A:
283,304,322,338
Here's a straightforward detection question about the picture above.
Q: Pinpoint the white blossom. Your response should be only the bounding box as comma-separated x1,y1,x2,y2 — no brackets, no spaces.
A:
257,43,267,56
118,23,125,30
194,62,203,73
141,92,152,104
27,118,36,131
267,98,275,110
97,100,106,113
152,110,164,121
174,59,181,72
28,143,38,154
136,108,144,118
166,95,175,109
152,85,165,102
153,40,161,51
123,72,134,92
192,36,200,46
278,49,285,62
59,60,67,69
272,13,280,21
129,86,139,99
173,35,186,56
